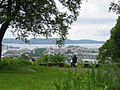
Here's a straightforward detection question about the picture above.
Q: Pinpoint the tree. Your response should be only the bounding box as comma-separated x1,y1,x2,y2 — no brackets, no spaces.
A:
0,0,82,60
98,17,120,63
109,1,120,15
98,1,120,63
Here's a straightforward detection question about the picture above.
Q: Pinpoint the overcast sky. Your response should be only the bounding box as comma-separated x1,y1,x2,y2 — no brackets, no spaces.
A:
4,0,118,41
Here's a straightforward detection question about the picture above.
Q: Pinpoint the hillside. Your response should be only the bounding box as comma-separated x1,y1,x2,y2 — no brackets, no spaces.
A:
2,38,105,44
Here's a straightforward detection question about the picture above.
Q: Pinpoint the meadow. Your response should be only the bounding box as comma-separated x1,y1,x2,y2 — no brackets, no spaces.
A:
0,57,120,90
0,65,69,90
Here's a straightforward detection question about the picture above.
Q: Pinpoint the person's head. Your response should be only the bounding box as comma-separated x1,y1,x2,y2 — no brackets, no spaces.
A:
74,55,76,57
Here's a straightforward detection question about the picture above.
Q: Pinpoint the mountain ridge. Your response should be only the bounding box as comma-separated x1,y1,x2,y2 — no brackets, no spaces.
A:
2,38,105,44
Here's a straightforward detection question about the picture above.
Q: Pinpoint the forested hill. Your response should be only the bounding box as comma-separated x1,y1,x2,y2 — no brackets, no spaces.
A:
2,38,105,44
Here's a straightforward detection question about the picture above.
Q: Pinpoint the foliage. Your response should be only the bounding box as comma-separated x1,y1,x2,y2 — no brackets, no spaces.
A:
21,53,30,60
0,57,32,68
98,0,120,63
40,54,51,62
109,1,120,15
64,63,71,67
34,54,52,65
0,59,120,90
51,53,66,63
21,48,46,58
35,53,66,65
54,65,120,90
0,0,82,45
31,48,46,57
98,17,120,63
98,40,114,63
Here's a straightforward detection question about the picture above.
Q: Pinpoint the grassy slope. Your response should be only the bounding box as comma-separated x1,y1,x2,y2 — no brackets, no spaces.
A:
0,65,68,90
0,64,120,90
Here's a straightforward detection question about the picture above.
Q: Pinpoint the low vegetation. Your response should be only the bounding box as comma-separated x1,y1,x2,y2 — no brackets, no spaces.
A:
21,48,46,58
55,65,120,90
35,54,66,64
0,57,67,90
98,17,120,63
0,57,120,90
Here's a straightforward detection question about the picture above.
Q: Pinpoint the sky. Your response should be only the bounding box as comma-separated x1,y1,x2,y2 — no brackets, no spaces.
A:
4,0,118,41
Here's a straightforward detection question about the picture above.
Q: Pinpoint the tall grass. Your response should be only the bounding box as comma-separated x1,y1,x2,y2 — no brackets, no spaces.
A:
54,65,120,90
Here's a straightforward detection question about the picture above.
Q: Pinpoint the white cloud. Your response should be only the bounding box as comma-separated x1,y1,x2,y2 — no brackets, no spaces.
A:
67,22,116,41
66,0,118,41
79,0,117,19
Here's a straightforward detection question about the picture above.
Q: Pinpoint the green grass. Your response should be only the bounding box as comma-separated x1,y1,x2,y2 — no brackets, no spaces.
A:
0,65,68,90
54,65,120,90
0,63,120,90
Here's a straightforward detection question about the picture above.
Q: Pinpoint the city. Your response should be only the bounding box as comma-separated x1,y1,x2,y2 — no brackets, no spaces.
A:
2,44,99,64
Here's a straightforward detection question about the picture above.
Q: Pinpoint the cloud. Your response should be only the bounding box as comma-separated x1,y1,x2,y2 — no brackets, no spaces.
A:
4,29,15,39
74,18,116,24
67,21,116,41
66,0,118,41
79,0,117,19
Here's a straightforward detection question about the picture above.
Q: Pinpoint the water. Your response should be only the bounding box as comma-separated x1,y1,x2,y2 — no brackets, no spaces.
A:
4,43,103,50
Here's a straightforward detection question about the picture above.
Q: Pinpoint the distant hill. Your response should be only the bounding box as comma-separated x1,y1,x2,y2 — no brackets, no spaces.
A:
2,38,105,44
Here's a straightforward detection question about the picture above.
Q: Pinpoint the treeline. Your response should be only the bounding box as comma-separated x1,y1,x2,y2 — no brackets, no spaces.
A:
98,17,120,63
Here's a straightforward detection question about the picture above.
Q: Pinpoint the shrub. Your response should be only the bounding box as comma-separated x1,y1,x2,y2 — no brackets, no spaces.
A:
16,57,32,65
40,54,52,62
51,54,66,64
33,54,52,65
0,57,14,67
0,57,32,67
35,54,66,65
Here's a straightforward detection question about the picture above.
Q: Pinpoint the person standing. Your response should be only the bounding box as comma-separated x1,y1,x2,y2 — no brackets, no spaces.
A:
71,55,77,67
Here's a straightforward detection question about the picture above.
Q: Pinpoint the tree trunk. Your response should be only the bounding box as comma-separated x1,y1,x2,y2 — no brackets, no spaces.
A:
0,42,2,61
0,21,10,60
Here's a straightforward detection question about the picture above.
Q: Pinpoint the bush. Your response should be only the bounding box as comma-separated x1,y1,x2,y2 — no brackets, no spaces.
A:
51,54,66,64
33,54,52,65
40,54,51,62
0,57,32,67
0,57,14,67
64,63,71,67
35,54,66,65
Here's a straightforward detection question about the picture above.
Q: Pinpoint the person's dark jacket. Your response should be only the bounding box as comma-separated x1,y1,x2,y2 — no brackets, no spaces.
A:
72,55,77,63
